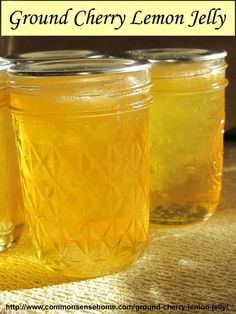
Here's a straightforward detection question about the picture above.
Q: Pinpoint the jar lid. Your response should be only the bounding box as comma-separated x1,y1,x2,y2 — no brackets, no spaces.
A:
4,50,105,63
124,48,227,63
8,58,151,76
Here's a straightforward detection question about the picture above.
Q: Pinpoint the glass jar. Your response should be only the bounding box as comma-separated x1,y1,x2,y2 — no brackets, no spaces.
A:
124,49,228,226
0,59,23,252
9,58,152,277
5,50,105,64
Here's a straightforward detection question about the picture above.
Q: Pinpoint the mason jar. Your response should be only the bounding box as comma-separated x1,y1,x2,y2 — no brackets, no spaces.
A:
9,58,151,278
124,49,228,226
5,50,105,64
0,59,23,252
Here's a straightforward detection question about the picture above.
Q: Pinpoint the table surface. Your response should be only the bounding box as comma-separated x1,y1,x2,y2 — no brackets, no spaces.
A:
0,141,236,314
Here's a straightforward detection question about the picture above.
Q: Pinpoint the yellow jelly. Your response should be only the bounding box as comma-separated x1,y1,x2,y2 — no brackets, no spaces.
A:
125,49,228,226
9,58,152,277
0,60,23,252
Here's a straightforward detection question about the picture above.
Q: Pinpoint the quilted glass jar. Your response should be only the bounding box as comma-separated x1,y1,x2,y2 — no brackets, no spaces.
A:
9,58,151,278
124,49,228,226
0,59,23,252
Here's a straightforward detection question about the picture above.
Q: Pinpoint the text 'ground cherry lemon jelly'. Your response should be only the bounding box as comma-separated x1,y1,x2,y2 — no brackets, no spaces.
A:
9,58,151,277
0,59,23,252
124,49,228,226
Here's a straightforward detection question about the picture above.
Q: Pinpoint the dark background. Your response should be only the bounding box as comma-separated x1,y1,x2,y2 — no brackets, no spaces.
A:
0,36,235,136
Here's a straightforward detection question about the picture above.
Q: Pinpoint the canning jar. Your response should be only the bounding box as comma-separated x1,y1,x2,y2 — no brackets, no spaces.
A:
9,58,151,277
0,59,23,252
124,49,228,226
5,50,105,64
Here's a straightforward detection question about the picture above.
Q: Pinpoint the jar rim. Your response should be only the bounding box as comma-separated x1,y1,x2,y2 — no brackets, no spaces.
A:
0,58,10,71
4,49,105,63
8,58,151,76
123,48,227,63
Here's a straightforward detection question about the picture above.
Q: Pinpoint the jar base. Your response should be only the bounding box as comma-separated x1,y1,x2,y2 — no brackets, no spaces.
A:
36,246,146,279
0,224,23,253
0,234,14,252
150,203,218,226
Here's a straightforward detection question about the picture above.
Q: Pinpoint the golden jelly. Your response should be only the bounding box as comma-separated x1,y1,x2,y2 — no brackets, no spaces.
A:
125,49,228,226
0,59,23,252
9,58,152,278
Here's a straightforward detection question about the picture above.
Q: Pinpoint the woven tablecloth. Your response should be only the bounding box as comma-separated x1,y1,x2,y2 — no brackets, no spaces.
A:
0,141,236,314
